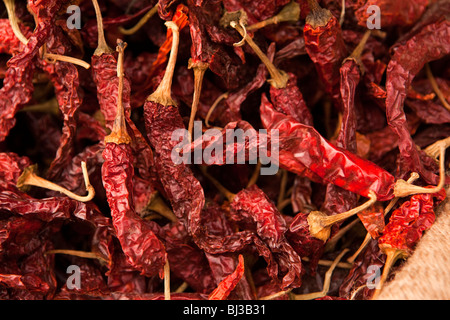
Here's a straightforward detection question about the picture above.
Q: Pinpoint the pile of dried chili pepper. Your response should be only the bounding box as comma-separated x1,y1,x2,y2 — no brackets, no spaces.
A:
0,0,449,301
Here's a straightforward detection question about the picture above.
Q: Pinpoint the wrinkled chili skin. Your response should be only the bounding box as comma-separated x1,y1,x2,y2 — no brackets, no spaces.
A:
261,96,396,201
144,101,205,233
355,0,430,27
230,185,303,289
304,10,347,110
0,22,50,143
378,189,446,255
0,20,32,55
102,142,167,277
269,72,313,126
385,19,450,184
208,254,245,300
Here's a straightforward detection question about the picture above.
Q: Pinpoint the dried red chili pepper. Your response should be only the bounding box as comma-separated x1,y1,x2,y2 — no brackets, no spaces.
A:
321,31,372,223
0,19,31,55
43,28,84,181
230,185,303,289
373,188,446,299
101,40,166,277
260,96,396,201
0,19,50,142
385,13,450,184
208,254,245,300
303,0,348,110
355,0,429,28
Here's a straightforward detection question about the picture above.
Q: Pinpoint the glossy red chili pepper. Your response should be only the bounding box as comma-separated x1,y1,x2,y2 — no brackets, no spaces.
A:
260,96,397,202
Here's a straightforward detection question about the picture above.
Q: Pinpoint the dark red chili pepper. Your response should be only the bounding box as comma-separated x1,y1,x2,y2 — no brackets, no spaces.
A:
321,31,371,223
355,0,430,28
101,40,166,277
304,0,348,111
44,28,84,181
208,254,245,300
230,185,303,289
385,12,450,184
0,22,50,142
0,19,31,55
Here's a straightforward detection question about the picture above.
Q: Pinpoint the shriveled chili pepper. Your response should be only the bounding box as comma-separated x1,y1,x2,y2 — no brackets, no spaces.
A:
354,0,430,28
229,185,303,289
101,40,166,277
385,10,450,184
0,13,51,142
303,0,348,111
373,188,446,299
321,31,372,222
43,27,85,181
260,96,395,201
0,18,31,55
208,254,245,300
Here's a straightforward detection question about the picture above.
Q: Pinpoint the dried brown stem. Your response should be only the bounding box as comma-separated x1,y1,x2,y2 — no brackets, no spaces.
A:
394,143,446,197
19,97,60,116
259,289,292,300
200,166,236,202
308,191,377,241
4,0,28,45
188,59,209,141
324,218,360,252
425,63,450,112
347,172,420,264
230,19,288,89
246,1,300,31
301,256,353,269
277,169,288,210
293,249,349,300
104,40,132,145
372,248,408,300
246,160,262,188
145,194,177,222
17,162,95,202
175,282,189,293
92,0,114,55
164,259,171,300
205,92,229,127
339,0,346,25
45,249,108,264
119,4,159,35
44,53,91,69
147,22,179,106
305,0,332,28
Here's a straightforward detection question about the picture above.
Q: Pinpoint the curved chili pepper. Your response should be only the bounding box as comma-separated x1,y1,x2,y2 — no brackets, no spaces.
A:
385,17,450,184
208,254,245,300
0,20,50,142
260,96,396,202
44,27,84,181
230,185,303,289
